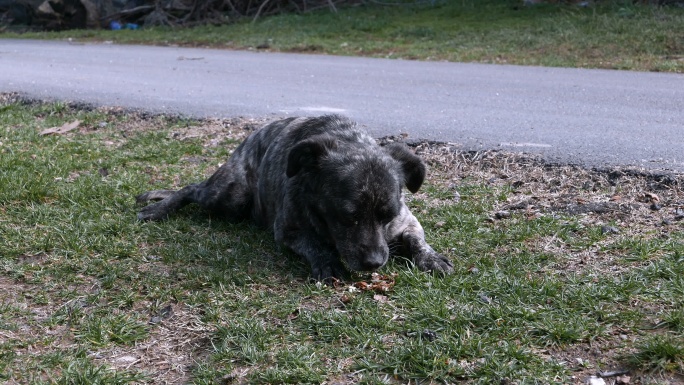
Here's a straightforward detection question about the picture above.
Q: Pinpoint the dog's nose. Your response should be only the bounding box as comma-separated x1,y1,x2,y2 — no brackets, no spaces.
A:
362,253,386,271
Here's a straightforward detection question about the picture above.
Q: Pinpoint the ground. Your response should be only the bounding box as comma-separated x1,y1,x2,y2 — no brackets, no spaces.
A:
1,97,683,384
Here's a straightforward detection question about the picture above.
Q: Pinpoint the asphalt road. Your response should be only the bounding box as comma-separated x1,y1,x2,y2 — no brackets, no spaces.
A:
1,39,683,171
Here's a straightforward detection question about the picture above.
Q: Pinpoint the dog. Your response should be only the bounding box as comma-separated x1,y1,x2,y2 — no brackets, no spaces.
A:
136,115,453,281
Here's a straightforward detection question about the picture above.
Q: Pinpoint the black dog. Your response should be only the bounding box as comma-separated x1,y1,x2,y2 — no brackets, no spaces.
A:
137,115,453,281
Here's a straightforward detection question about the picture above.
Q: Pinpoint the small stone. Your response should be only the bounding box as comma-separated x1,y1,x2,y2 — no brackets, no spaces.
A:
601,225,619,235
585,376,606,385
68,298,88,310
113,355,138,364
494,211,511,219
149,304,173,324
616,375,631,385
435,221,446,228
421,329,438,342
674,209,684,220
453,190,461,202
598,369,630,378
478,293,493,304
511,180,524,188
575,357,584,366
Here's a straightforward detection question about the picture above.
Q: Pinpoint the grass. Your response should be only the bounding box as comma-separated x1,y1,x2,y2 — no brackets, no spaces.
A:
2,0,683,72
1,96,683,383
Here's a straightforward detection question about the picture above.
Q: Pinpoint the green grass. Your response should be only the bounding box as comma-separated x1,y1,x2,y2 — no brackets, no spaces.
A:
2,0,683,72
628,335,684,374
1,98,683,383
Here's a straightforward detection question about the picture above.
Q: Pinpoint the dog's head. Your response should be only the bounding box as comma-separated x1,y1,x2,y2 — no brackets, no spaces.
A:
286,137,426,272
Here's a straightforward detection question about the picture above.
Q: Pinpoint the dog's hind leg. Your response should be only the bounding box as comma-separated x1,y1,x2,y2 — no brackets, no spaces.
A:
136,190,177,204
136,184,202,221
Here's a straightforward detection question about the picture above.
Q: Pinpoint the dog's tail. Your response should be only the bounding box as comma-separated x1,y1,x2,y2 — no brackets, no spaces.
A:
135,190,177,205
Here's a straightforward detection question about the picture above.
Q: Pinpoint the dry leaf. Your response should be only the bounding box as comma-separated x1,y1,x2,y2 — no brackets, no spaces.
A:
644,192,659,203
40,120,81,135
354,281,371,291
287,309,299,320
340,293,354,304
353,273,397,293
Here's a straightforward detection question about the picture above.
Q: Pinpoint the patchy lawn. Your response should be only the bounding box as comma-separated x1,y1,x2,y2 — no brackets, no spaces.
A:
1,94,683,384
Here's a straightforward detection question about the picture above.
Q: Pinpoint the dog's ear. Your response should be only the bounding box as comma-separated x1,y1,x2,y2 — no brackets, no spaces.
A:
384,143,426,193
286,137,337,177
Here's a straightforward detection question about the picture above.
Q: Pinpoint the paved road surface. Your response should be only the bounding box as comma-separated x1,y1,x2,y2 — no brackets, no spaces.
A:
1,39,683,171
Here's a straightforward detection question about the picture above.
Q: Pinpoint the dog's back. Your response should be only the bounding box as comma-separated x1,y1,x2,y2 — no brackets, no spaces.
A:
137,115,370,223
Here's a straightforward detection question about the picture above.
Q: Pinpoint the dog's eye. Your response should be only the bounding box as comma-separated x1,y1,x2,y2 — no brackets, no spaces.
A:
376,206,398,224
340,205,359,226
339,213,358,227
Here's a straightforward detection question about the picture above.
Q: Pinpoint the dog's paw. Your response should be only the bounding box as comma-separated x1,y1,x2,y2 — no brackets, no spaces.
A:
310,260,348,285
414,251,454,275
137,203,168,222
135,192,153,205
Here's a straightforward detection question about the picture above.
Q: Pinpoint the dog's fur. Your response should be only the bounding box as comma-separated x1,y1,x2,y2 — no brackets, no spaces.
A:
136,115,453,281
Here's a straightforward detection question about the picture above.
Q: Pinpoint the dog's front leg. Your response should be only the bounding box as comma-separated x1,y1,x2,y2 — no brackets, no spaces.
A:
402,225,454,274
389,206,454,274
283,236,348,283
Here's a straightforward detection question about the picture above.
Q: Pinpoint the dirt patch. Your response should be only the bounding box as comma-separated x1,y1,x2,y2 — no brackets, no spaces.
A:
93,302,212,384
0,274,89,381
0,274,213,383
168,117,268,144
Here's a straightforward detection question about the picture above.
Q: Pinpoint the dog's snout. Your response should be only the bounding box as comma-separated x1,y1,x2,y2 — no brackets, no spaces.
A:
361,252,387,271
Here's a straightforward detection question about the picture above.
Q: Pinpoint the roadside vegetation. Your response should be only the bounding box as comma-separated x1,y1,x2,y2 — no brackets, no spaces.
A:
2,0,683,72
1,95,683,384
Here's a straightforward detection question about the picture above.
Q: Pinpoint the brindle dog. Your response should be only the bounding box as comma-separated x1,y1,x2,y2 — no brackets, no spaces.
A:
137,115,453,281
